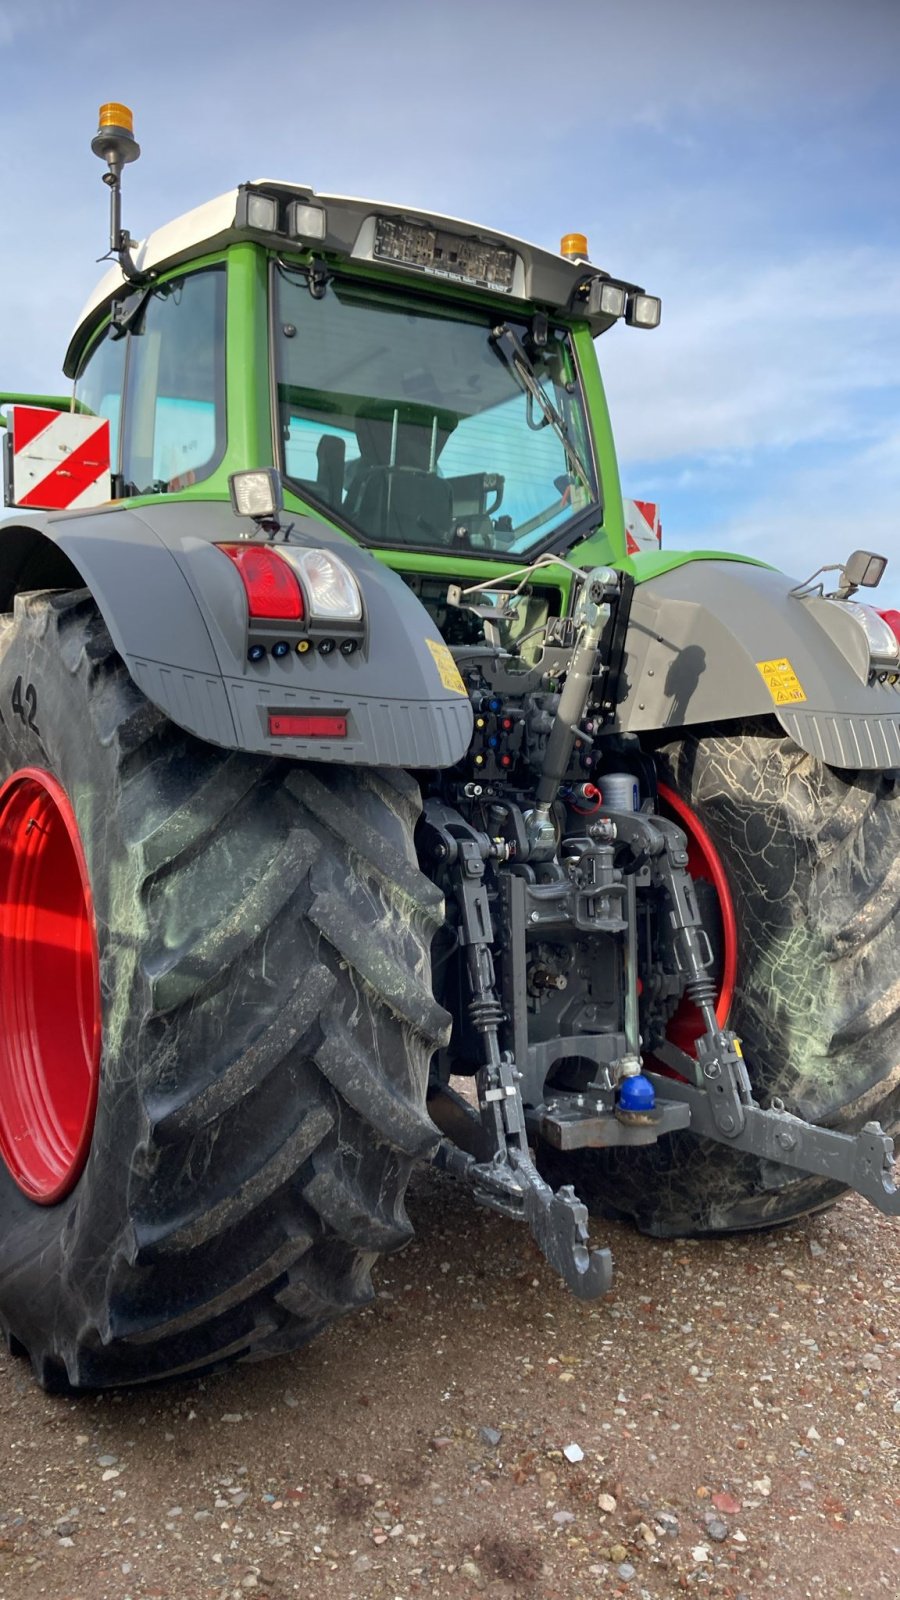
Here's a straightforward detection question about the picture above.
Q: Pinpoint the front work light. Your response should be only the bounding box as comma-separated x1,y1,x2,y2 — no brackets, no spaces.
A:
229,468,284,522
626,293,662,329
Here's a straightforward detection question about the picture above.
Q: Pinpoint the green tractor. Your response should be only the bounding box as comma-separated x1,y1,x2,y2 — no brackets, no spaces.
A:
0,104,898,1389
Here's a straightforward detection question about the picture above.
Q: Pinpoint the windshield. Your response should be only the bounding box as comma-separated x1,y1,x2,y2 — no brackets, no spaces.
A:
273,266,600,556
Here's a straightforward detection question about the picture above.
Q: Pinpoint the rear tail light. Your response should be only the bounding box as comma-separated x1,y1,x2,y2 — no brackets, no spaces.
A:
877,609,900,647
281,548,362,621
218,544,305,620
843,601,900,673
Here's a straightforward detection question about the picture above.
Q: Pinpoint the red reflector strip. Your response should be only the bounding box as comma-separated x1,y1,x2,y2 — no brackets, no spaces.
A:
268,713,348,738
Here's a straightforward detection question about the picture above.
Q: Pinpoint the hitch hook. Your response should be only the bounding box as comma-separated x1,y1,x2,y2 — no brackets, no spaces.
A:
514,1152,613,1299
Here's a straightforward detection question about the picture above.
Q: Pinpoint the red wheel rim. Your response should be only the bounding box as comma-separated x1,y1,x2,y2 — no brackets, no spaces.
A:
657,782,737,1054
0,769,101,1202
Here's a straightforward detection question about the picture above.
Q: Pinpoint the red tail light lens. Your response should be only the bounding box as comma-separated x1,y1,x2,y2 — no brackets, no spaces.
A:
219,544,305,620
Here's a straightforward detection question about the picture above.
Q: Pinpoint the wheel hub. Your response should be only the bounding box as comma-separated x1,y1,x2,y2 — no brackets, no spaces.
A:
0,768,101,1202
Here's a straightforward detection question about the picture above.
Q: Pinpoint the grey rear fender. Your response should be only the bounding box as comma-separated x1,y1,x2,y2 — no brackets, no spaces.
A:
0,501,473,768
618,559,900,770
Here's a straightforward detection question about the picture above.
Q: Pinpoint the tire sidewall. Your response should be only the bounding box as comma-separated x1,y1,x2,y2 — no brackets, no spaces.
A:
0,597,148,1369
657,730,879,1122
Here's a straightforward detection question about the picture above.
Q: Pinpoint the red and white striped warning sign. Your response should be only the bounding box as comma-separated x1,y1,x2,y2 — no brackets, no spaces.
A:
624,498,662,555
7,406,111,511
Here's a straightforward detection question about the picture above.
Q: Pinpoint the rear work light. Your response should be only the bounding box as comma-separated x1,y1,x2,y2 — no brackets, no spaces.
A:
287,200,326,240
268,713,347,738
594,281,628,319
626,292,662,329
219,544,305,620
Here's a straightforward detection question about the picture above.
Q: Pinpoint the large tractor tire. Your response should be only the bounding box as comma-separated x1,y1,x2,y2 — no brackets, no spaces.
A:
0,589,446,1389
569,726,900,1236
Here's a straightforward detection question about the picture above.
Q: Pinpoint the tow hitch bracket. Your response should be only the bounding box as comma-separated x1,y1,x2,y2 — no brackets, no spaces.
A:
646,823,900,1216
647,1063,900,1215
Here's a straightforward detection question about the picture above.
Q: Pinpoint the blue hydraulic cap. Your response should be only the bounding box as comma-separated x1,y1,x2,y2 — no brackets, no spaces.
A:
618,1073,656,1113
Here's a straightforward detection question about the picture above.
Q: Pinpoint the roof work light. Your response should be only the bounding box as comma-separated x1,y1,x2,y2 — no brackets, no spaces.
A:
626,292,662,329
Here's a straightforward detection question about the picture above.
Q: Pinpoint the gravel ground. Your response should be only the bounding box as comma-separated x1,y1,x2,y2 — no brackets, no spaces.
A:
1,1165,899,1600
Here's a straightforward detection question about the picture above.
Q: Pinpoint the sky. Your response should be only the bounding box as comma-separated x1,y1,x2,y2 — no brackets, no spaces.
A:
0,0,898,606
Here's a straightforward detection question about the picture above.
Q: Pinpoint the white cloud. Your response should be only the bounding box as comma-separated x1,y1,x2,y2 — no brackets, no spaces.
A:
602,235,900,601
638,412,900,607
0,0,80,46
603,246,900,464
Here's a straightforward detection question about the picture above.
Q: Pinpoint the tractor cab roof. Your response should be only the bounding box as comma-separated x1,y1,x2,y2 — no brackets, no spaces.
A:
65,181,631,376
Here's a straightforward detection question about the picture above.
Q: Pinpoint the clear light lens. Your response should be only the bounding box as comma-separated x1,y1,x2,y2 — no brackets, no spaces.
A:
288,201,326,240
246,193,279,232
627,293,662,328
287,548,363,621
844,601,900,671
878,608,900,646
585,278,627,318
599,282,628,317
229,469,282,519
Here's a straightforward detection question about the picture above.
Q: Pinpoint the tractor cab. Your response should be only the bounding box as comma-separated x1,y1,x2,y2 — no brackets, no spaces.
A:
5,104,664,586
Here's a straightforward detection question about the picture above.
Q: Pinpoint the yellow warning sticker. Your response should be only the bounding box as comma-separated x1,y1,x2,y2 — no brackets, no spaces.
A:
426,638,467,697
755,657,807,706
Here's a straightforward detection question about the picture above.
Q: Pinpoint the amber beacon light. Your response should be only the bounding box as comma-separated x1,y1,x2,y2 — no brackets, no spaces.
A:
90,102,145,283
91,102,140,169
560,232,590,260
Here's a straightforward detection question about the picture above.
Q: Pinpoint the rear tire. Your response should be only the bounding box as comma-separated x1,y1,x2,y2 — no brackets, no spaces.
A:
565,727,900,1236
0,590,446,1387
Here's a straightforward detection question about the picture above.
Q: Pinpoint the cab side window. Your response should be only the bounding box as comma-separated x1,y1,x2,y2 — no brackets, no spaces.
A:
122,268,226,494
74,329,126,473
